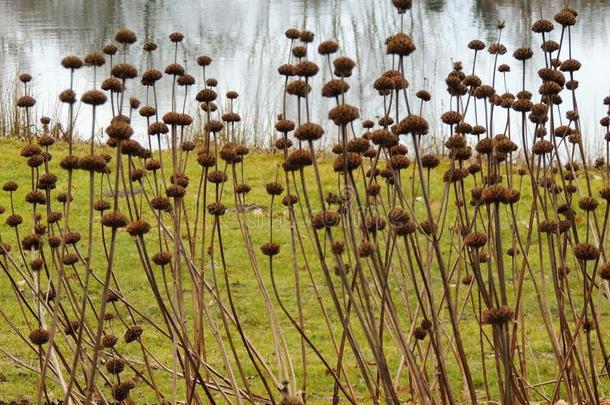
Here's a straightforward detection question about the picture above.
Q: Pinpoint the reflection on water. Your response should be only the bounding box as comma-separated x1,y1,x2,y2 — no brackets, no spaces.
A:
0,0,609,146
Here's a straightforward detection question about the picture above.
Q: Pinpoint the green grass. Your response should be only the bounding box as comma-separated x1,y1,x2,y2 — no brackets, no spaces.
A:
0,138,608,403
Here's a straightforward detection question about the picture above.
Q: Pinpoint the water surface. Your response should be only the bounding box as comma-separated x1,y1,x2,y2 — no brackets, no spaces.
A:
0,0,609,148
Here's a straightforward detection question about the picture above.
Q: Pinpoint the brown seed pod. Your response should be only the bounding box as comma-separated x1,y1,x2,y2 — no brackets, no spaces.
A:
468,39,486,51
369,129,398,147
94,200,111,212
286,80,311,97
311,211,341,230
294,61,319,77
598,263,610,280
488,43,507,55
266,182,284,196
285,150,313,169
81,90,107,106
513,47,533,61
347,138,370,154
197,152,216,168
386,33,416,56
579,197,599,211
84,51,105,67
61,56,83,70
207,170,228,184
124,325,143,343
152,251,172,265
18,73,32,83
322,79,350,98
421,154,440,169
574,243,600,261
101,212,128,228
277,64,295,77
328,104,360,126
464,232,487,248
59,89,76,104
392,0,412,13
413,326,427,340
106,358,126,375
358,241,375,258
281,193,298,206
62,231,81,245
143,41,157,52
22,234,42,250
260,242,280,257
292,46,307,58
111,63,138,80
126,220,151,237
396,115,429,135
333,56,356,78
333,153,362,172
364,216,386,233
29,329,50,345
16,96,36,108
115,28,137,44
532,19,554,33
318,40,339,55
294,123,325,141
554,9,576,26
285,28,300,39
106,121,133,140
482,306,514,325
102,43,118,55
101,77,124,93
141,68,163,86
101,334,118,348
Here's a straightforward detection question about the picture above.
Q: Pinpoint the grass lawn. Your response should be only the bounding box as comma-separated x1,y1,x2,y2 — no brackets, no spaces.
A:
0,138,608,403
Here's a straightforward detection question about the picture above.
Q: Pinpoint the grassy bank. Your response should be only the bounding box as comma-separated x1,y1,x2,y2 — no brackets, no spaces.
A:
0,138,607,403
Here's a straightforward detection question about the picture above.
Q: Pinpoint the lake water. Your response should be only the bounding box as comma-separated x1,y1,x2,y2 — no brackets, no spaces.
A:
0,0,609,148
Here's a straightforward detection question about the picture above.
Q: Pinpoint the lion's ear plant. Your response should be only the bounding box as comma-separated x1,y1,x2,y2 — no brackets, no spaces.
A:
2,2,610,403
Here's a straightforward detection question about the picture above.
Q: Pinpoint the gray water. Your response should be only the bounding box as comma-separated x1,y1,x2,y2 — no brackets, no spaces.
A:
1,0,609,147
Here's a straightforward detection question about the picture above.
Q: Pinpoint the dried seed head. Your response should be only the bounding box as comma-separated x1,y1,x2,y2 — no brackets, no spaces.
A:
358,241,375,257
311,211,341,230
286,80,311,97
115,28,137,45
61,56,83,70
333,56,356,78
464,232,487,248
574,243,600,261
386,33,416,56
285,28,301,40
106,358,126,375
260,242,280,256
29,329,50,345
598,263,610,280
322,79,350,98
369,129,398,147
126,220,151,237
532,19,554,33
101,212,128,228
318,40,339,55
468,39,486,51
106,121,133,140
111,63,138,80
275,119,296,133
513,47,533,61
102,43,118,55
482,306,514,325
554,9,576,26
169,31,184,42
152,251,172,266
143,41,157,52
396,115,429,135
124,325,143,343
